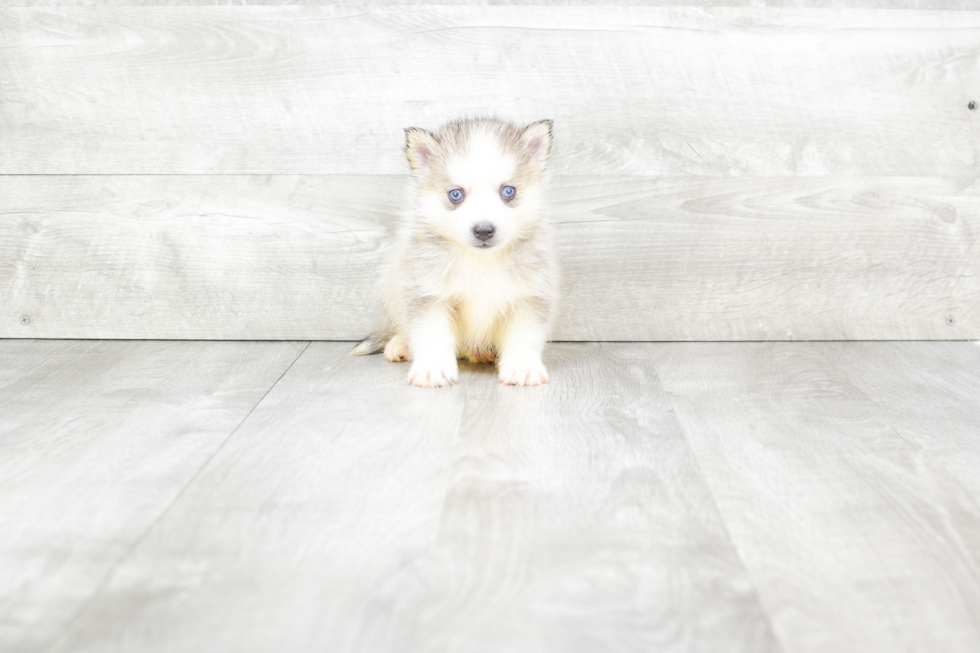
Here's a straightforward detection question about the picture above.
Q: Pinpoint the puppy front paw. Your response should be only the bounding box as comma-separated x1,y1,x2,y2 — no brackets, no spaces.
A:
407,361,458,388
498,359,549,387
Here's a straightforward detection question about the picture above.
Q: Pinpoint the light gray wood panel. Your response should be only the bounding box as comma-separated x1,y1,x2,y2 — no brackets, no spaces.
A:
46,342,778,653
2,6,978,175
650,342,980,653
2,175,976,340
0,175,404,340
819,341,980,498
0,339,307,653
553,176,978,340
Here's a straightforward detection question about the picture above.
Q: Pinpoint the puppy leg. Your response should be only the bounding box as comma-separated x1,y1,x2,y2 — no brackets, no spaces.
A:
497,309,549,387
407,304,459,388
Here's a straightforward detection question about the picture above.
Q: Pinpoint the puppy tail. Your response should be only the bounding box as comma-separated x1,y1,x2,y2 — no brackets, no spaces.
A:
349,332,389,356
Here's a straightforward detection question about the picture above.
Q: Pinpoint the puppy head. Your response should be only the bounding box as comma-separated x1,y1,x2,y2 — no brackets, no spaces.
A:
404,117,552,252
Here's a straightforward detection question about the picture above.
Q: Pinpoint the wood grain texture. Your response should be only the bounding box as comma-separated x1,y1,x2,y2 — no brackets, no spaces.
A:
1,6,978,175
0,339,307,653
0,175,403,340
820,340,980,498
650,341,980,653
44,342,778,653
2,175,976,340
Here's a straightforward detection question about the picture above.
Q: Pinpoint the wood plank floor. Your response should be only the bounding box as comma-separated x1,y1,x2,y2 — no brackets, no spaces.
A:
1,340,978,653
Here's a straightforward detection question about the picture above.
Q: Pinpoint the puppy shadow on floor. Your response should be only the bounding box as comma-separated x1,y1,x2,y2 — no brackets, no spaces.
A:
458,359,500,378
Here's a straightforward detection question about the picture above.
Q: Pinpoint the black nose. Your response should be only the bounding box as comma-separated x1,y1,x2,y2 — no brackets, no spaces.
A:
473,222,495,242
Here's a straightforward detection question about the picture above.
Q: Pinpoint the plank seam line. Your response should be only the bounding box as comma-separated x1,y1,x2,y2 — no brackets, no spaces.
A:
660,384,789,653
39,340,313,653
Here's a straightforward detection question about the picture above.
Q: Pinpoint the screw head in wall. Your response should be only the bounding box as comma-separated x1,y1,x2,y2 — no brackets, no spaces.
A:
19,315,30,325
970,101,977,111
946,316,956,326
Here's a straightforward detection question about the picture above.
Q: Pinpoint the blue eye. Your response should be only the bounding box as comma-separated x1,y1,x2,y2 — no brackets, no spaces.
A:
501,185,516,199
448,188,464,203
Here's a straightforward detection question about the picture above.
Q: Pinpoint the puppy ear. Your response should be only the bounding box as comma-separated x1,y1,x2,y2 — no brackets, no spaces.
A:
520,120,553,168
405,128,439,175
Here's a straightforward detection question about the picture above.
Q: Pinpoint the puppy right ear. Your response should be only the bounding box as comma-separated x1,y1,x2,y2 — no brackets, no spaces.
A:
405,128,439,175
520,120,553,169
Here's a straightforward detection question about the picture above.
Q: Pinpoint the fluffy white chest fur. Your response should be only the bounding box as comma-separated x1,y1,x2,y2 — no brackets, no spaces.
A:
443,251,526,351
352,117,558,388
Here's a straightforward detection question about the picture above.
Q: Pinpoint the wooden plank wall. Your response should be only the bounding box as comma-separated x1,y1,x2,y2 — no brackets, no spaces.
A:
1,3,977,340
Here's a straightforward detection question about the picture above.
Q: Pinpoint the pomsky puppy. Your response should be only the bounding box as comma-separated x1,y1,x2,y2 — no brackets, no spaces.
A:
351,117,558,388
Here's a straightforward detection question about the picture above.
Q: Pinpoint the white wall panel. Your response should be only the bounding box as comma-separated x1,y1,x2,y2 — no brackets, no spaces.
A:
1,6,977,176
2,175,975,340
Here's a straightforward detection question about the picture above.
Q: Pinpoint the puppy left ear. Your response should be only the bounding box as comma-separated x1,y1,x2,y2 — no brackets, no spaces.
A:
405,127,439,175
520,120,553,168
